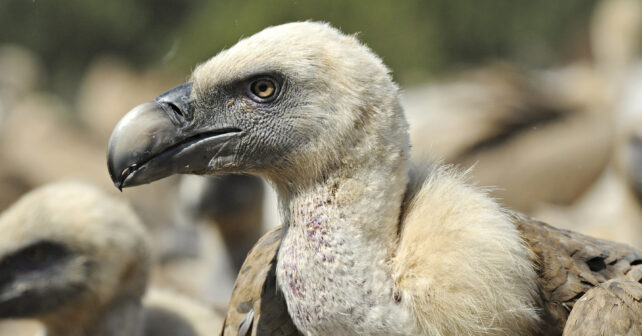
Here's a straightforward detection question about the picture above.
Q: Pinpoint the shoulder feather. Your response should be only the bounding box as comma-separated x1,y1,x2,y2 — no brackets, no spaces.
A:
393,164,541,335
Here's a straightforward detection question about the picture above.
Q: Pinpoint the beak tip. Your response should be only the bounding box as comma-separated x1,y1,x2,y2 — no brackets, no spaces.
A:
107,161,122,191
110,168,128,191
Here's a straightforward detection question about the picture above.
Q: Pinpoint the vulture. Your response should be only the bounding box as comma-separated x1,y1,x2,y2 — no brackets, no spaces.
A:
534,80,642,248
533,0,642,247
0,181,222,336
178,174,266,272
107,22,642,335
403,64,613,213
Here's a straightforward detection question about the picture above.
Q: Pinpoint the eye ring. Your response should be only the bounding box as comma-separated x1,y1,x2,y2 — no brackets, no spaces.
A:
248,77,280,102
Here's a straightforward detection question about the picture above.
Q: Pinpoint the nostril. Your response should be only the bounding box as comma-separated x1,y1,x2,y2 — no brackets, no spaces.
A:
167,102,184,118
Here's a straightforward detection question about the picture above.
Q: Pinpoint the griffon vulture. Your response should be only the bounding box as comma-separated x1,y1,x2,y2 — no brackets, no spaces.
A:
107,22,642,335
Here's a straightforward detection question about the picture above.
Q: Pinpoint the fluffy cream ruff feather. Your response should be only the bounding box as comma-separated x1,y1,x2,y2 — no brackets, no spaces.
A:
393,165,541,335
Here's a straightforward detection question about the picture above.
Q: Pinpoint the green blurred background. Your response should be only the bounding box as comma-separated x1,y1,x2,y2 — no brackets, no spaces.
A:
1,0,598,99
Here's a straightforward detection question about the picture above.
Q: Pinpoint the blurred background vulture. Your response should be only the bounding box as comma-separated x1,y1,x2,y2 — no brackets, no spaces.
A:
0,182,222,335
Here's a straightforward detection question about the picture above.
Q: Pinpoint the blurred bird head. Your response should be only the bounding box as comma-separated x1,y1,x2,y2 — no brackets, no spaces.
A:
0,182,150,320
108,22,408,190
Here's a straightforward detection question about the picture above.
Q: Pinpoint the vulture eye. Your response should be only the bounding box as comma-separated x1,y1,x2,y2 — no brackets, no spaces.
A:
2,240,71,273
248,77,278,102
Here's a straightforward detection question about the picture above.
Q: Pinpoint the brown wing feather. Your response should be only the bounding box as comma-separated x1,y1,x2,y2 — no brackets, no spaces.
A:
563,280,642,336
220,227,301,336
513,213,642,334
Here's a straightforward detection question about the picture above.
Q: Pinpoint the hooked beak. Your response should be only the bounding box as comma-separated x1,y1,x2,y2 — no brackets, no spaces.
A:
107,82,242,190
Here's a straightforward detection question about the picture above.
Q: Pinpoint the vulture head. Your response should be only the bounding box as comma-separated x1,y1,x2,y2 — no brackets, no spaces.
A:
108,22,409,190
0,182,150,323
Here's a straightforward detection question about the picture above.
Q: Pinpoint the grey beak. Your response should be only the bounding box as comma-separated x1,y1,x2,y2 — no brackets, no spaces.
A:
107,82,241,190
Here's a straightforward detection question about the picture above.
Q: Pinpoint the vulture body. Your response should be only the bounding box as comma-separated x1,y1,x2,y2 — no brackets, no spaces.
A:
222,192,642,336
106,22,642,335
0,182,222,336
404,64,612,213
178,174,266,272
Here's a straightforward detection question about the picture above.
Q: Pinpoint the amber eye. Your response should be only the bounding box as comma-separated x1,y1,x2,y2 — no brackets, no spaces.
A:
249,78,278,101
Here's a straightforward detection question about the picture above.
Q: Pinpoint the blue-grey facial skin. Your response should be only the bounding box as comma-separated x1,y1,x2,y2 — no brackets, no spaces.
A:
0,241,89,318
107,71,316,189
196,73,312,172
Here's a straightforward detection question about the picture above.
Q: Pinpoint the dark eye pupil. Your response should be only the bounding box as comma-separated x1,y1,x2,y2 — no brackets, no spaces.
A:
250,78,276,100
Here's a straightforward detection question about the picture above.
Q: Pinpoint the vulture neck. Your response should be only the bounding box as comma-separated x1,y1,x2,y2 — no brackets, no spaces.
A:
42,297,144,336
275,110,413,333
